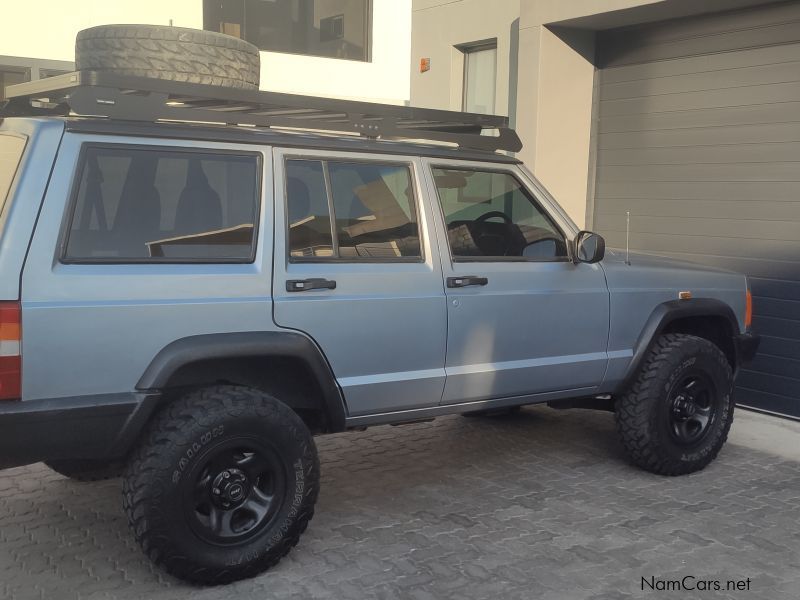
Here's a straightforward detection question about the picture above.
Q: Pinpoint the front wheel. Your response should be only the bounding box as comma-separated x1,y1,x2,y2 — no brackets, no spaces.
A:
122,385,319,584
615,334,734,476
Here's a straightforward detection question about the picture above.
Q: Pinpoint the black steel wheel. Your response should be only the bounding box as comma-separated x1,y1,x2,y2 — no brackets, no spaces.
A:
666,371,717,446
615,333,734,476
187,439,287,545
122,385,318,585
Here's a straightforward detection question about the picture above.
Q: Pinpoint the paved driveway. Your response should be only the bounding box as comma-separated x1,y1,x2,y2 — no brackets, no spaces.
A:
1,407,798,600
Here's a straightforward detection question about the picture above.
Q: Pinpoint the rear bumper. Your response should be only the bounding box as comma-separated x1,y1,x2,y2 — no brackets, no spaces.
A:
735,332,760,367
0,392,159,470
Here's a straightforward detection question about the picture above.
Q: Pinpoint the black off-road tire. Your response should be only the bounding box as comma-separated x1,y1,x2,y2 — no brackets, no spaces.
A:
76,25,261,89
45,458,125,482
122,385,319,585
615,334,734,476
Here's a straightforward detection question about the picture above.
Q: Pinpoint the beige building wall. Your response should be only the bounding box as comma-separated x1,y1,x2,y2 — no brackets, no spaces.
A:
411,0,521,116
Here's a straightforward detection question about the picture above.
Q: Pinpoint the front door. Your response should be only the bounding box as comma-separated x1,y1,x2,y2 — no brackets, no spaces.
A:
423,160,610,405
272,149,447,417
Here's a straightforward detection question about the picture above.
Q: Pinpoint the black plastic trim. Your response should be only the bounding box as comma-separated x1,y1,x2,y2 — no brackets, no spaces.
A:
0,392,156,470
137,331,347,432
616,298,742,393
735,332,760,366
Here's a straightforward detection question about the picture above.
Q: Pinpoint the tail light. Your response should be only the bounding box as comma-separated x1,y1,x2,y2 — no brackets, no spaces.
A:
0,302,21,401
745,289,753,330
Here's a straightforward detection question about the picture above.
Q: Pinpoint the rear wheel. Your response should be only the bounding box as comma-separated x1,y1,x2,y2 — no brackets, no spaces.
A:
615,333,734,476
122,385,318,584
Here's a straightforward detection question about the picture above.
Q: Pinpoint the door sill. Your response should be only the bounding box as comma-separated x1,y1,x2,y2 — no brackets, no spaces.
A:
345,387,596,428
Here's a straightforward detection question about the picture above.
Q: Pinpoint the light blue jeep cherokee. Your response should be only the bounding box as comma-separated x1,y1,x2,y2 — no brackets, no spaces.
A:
0,25,759,585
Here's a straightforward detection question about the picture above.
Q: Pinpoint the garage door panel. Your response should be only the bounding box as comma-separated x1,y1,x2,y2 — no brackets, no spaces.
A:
598,102,800,135
734,387,800,416
747,352,800,380
600,42,800,85
598,122,800,150
598,141,800,167
600,59,800,102
737,370,800,399
752,315,800,340
599,81,800,118
595,180,800,202
596,231,800,265
601,22,800,69
599,162,800,183
595,198,800,221
749,277,800,302
594,214,800,242
598,2,800,68
601,245,800,283
594,3,800,417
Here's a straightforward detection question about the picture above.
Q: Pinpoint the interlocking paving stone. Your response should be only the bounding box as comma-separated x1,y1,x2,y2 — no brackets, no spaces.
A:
0,407,798,599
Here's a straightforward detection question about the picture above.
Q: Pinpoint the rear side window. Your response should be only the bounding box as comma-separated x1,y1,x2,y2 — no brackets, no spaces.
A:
0,135,27,215
64,146,260,262
286,158,421,260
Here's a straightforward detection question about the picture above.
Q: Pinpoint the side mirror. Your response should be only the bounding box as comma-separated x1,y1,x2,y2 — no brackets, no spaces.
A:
574,231,605,264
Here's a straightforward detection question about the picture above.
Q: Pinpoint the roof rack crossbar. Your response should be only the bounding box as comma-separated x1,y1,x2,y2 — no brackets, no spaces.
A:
0,70,522,152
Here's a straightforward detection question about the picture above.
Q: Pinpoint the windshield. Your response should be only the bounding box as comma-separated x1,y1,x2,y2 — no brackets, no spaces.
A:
0,134,27,216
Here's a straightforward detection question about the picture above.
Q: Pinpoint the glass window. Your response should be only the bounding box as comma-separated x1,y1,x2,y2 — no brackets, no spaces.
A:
286,159,421,260
204,0,371,62
432,168,568,261
65,146,260,262
286,159,334,258
0,135,26,214
462,44,497,114
0,67,30,101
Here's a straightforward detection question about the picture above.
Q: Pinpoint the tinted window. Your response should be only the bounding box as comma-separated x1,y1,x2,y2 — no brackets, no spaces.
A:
286,159,421,260
0,135,26,214
433,168,567,260
65,147,259,262
204,0,371,61
286,160,334,258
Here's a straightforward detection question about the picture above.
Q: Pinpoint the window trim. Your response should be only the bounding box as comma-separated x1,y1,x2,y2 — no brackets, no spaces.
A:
429,163,573,264
282,154,425,264
59,143,263,265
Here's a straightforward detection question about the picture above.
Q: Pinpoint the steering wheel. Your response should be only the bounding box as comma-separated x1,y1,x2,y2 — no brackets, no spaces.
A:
475,210,513,224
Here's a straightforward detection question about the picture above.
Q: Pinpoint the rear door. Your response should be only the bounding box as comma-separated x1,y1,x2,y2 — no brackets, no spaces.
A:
423,159,610,404
272,148,447,417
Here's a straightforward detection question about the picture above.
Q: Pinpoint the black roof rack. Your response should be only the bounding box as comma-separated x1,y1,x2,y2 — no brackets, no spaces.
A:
0,70,522,153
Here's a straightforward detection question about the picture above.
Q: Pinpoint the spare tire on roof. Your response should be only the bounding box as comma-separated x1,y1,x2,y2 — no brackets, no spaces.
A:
75,24,260,89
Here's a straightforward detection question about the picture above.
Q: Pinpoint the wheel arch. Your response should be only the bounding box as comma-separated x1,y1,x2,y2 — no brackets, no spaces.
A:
617,298,740,394
136,332,347,434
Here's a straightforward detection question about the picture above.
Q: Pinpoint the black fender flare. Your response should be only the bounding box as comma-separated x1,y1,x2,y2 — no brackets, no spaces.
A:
135,331,347,432
616,298,740,393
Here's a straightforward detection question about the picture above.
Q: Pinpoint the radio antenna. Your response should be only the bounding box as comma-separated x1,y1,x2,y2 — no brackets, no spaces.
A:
626,211,631,265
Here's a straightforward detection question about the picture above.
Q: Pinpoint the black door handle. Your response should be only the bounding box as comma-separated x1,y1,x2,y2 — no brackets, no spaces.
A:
286,278,337,292
447,276,488,288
